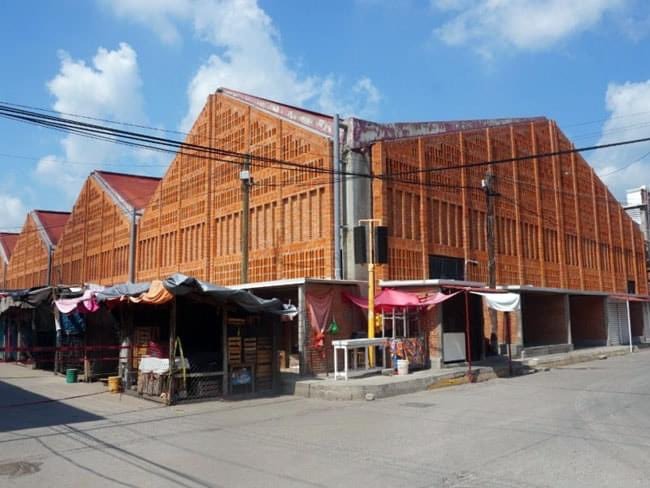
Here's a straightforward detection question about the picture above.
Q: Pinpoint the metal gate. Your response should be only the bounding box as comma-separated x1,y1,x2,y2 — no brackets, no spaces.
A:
607,300,629,345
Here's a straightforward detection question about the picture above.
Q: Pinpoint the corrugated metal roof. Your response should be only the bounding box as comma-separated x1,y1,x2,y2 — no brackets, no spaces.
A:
32,210,70,246
95,171,161,211
216,87,544,148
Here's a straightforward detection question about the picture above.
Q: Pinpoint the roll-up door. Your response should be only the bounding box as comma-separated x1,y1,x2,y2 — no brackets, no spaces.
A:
607,300,629,345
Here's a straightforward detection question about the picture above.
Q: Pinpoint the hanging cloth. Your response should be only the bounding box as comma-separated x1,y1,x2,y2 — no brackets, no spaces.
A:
130,280,174,305
473,292,521,312
55,290,99,314
306,289,334,358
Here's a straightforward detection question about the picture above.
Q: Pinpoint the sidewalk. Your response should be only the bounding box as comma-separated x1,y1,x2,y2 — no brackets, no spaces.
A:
283,345,638,401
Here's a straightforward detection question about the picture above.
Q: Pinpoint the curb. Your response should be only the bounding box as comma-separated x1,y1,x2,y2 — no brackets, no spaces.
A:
285,347,640,401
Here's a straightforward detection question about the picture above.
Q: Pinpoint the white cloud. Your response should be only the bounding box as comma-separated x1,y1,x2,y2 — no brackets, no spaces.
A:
104,0,381,130
433,0,626,57
102,0,190,44
0,194,27,229
317,76,382,120
593,80,650,198
35,43,150,200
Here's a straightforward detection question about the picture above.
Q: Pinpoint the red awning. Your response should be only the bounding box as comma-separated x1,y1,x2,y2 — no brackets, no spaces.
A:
343,289,459,312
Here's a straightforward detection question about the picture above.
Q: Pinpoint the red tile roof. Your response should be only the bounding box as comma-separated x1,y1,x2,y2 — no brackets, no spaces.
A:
96,171,161,210
0,232,18,261
33,210,70,246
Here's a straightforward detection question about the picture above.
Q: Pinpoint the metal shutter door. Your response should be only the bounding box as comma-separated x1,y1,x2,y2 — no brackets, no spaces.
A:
618,302,630,345
607,301,624,345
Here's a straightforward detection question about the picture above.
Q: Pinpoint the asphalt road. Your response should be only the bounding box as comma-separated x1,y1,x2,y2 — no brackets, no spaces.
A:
1,351,650,487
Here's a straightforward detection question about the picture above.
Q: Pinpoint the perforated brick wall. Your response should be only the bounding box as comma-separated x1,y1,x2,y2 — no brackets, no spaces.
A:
372,120,647,295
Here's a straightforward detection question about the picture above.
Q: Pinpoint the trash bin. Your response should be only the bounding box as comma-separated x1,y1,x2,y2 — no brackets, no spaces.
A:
65,368,78,383
397,359,409,376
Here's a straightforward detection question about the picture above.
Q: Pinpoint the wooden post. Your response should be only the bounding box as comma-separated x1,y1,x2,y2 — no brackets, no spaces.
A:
272,315,279,392
464,290,472,379
222,307,228,397
167,300,177,405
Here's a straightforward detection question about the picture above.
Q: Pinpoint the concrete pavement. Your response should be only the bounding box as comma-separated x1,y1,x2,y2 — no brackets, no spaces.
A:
2,350,650,487
285,345,635,400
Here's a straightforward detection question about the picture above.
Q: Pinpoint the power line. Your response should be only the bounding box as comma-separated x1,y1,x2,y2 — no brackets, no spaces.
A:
388,134,650,178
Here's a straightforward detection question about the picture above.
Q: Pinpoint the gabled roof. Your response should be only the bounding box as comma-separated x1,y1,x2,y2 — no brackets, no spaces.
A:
94,170,161,213
218,87,335,138
216,87,544,148
0,232,18,264
32,210,70,248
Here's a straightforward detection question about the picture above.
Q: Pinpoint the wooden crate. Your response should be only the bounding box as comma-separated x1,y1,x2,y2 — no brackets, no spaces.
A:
243,338,257,364
228,337,241,366
255,337,273,391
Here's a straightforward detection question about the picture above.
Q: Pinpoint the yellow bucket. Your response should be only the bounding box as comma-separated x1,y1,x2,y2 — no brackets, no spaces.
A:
108,376,122,393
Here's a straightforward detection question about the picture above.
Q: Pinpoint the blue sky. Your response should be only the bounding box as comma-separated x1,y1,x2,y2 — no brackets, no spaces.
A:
1,0,650,231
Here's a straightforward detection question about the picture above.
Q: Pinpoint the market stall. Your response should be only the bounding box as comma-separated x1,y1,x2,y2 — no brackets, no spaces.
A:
341,289,459,377
93,273,296,404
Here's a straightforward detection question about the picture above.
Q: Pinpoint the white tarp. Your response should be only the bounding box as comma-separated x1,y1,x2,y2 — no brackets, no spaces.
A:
473,292,520,312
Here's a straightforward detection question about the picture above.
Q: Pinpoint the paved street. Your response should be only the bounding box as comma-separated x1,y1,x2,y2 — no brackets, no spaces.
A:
2,351,650,487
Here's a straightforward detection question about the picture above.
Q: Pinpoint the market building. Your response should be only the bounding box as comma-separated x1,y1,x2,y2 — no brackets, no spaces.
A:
2,88,648,378
0,232,18,289
52,170,160,286
130,88,648,373
134,88,646,293
5,210,70,289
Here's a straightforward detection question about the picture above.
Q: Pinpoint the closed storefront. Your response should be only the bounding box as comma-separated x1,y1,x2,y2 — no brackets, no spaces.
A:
607,299,630,346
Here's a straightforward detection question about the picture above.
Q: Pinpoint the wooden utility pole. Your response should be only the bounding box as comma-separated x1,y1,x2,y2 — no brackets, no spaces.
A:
484,169,498,354
240,155,251,284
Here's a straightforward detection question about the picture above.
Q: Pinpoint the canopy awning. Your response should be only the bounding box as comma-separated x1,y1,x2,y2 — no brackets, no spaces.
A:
94,274,296,317
343,289,459,312
472,292,521,312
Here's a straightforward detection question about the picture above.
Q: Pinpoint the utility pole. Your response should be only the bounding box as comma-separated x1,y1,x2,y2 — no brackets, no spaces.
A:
483,168,498,354
240,155,252,284
359,218,381,367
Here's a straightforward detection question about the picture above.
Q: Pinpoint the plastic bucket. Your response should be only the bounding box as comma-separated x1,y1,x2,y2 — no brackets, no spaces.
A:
108,376,122,393
397,359,409,376
65,368,78,384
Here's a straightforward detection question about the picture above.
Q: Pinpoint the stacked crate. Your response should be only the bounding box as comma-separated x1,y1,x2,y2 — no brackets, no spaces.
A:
227,337,242,367
256,337,273,391
132,326,160,369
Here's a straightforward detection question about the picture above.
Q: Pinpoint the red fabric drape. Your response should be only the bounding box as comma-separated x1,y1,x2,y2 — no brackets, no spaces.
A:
306,289,335,357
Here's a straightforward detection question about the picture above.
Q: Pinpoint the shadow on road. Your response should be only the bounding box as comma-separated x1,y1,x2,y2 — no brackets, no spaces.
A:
0,380,103,432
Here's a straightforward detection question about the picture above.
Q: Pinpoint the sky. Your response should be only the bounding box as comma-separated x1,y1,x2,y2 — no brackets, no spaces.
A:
1,0,650,231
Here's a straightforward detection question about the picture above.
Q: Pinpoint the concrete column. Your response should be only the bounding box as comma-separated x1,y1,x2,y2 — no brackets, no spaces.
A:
564,294,572,347
298,284,308,375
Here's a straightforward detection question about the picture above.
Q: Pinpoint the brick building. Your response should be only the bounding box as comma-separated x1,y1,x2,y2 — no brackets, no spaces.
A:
132,88,645,294
3,88,647,373
52,170,160,286
0,232,18,289
128,87,648,372
5,210,70,289
371,121,646,294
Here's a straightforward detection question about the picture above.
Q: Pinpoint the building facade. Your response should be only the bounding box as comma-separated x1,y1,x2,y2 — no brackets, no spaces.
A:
52,171,160,286
371,120,647,295
136,89,335,284
133,88,646,297
0,233,18,289
5,211,70,289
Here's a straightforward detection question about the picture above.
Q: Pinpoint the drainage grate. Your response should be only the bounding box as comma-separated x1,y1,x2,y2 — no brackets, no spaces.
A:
401,402,436,409
0,461,42,478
